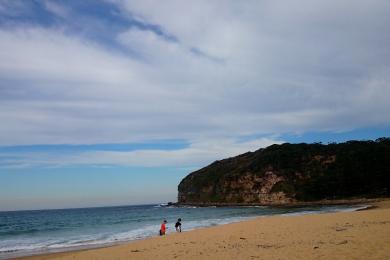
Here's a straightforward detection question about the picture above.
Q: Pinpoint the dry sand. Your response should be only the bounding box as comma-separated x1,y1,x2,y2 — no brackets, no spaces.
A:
19,200,390,260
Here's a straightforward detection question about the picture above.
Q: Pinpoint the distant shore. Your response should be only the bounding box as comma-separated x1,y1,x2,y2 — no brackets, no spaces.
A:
16,198,390,260
175,197,384,207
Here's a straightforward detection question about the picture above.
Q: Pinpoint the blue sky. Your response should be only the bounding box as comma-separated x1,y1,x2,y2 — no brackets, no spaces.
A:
0,0,389,211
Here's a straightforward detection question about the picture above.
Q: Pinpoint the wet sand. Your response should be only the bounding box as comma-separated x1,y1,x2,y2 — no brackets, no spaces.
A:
18,199,390,260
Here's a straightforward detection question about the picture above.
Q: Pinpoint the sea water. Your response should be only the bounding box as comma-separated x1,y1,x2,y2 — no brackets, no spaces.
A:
0,204,368,259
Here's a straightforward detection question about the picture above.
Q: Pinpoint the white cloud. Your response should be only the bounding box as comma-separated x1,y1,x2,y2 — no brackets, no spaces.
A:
0,137,282,168
0,0,389,147
0,28,139,84
43,0,70,18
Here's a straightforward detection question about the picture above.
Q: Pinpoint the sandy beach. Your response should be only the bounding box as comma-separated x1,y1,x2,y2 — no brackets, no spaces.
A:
18,200,390,260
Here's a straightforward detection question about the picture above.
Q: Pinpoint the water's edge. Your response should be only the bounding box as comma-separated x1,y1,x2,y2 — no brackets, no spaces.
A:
176,197,381,207
1,204,372,260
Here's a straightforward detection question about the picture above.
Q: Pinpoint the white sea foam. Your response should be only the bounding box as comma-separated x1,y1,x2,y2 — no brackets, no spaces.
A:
335,205,371,212
0,217,253,258
0,204,370,259
280,205,371,217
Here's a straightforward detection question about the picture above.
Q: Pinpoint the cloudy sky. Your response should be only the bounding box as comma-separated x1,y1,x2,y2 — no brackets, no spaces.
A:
1,0,389,211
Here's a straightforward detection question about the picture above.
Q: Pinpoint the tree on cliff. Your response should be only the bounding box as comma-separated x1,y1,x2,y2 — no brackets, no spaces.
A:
178,138,390,204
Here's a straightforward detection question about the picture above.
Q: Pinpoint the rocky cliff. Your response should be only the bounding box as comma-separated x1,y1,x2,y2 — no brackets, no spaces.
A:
178,138,390,205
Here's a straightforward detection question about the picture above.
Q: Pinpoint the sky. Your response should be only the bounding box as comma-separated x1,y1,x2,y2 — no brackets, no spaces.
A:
0,0,389,211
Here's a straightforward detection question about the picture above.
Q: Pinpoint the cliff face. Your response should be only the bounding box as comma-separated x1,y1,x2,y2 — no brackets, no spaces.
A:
178,138,390,205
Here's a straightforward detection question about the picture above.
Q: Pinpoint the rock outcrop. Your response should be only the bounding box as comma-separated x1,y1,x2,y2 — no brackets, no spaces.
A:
178,138,390,205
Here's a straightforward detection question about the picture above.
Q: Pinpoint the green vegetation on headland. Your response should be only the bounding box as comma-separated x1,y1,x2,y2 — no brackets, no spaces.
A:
178,138,390,205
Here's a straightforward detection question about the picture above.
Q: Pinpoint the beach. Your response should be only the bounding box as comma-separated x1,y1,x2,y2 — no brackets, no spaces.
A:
17,199,390,260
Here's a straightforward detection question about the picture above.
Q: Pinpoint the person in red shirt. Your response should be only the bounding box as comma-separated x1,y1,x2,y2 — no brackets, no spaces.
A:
159,219,167,236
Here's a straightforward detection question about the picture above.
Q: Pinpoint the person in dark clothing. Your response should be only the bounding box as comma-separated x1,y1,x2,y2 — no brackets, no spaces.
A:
175,218,182,232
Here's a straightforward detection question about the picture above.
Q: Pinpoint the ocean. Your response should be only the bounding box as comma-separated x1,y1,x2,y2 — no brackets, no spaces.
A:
0,203,368,259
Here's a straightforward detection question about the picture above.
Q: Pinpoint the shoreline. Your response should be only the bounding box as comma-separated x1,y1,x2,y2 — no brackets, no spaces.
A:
11,198,390,260
175,197,384,207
